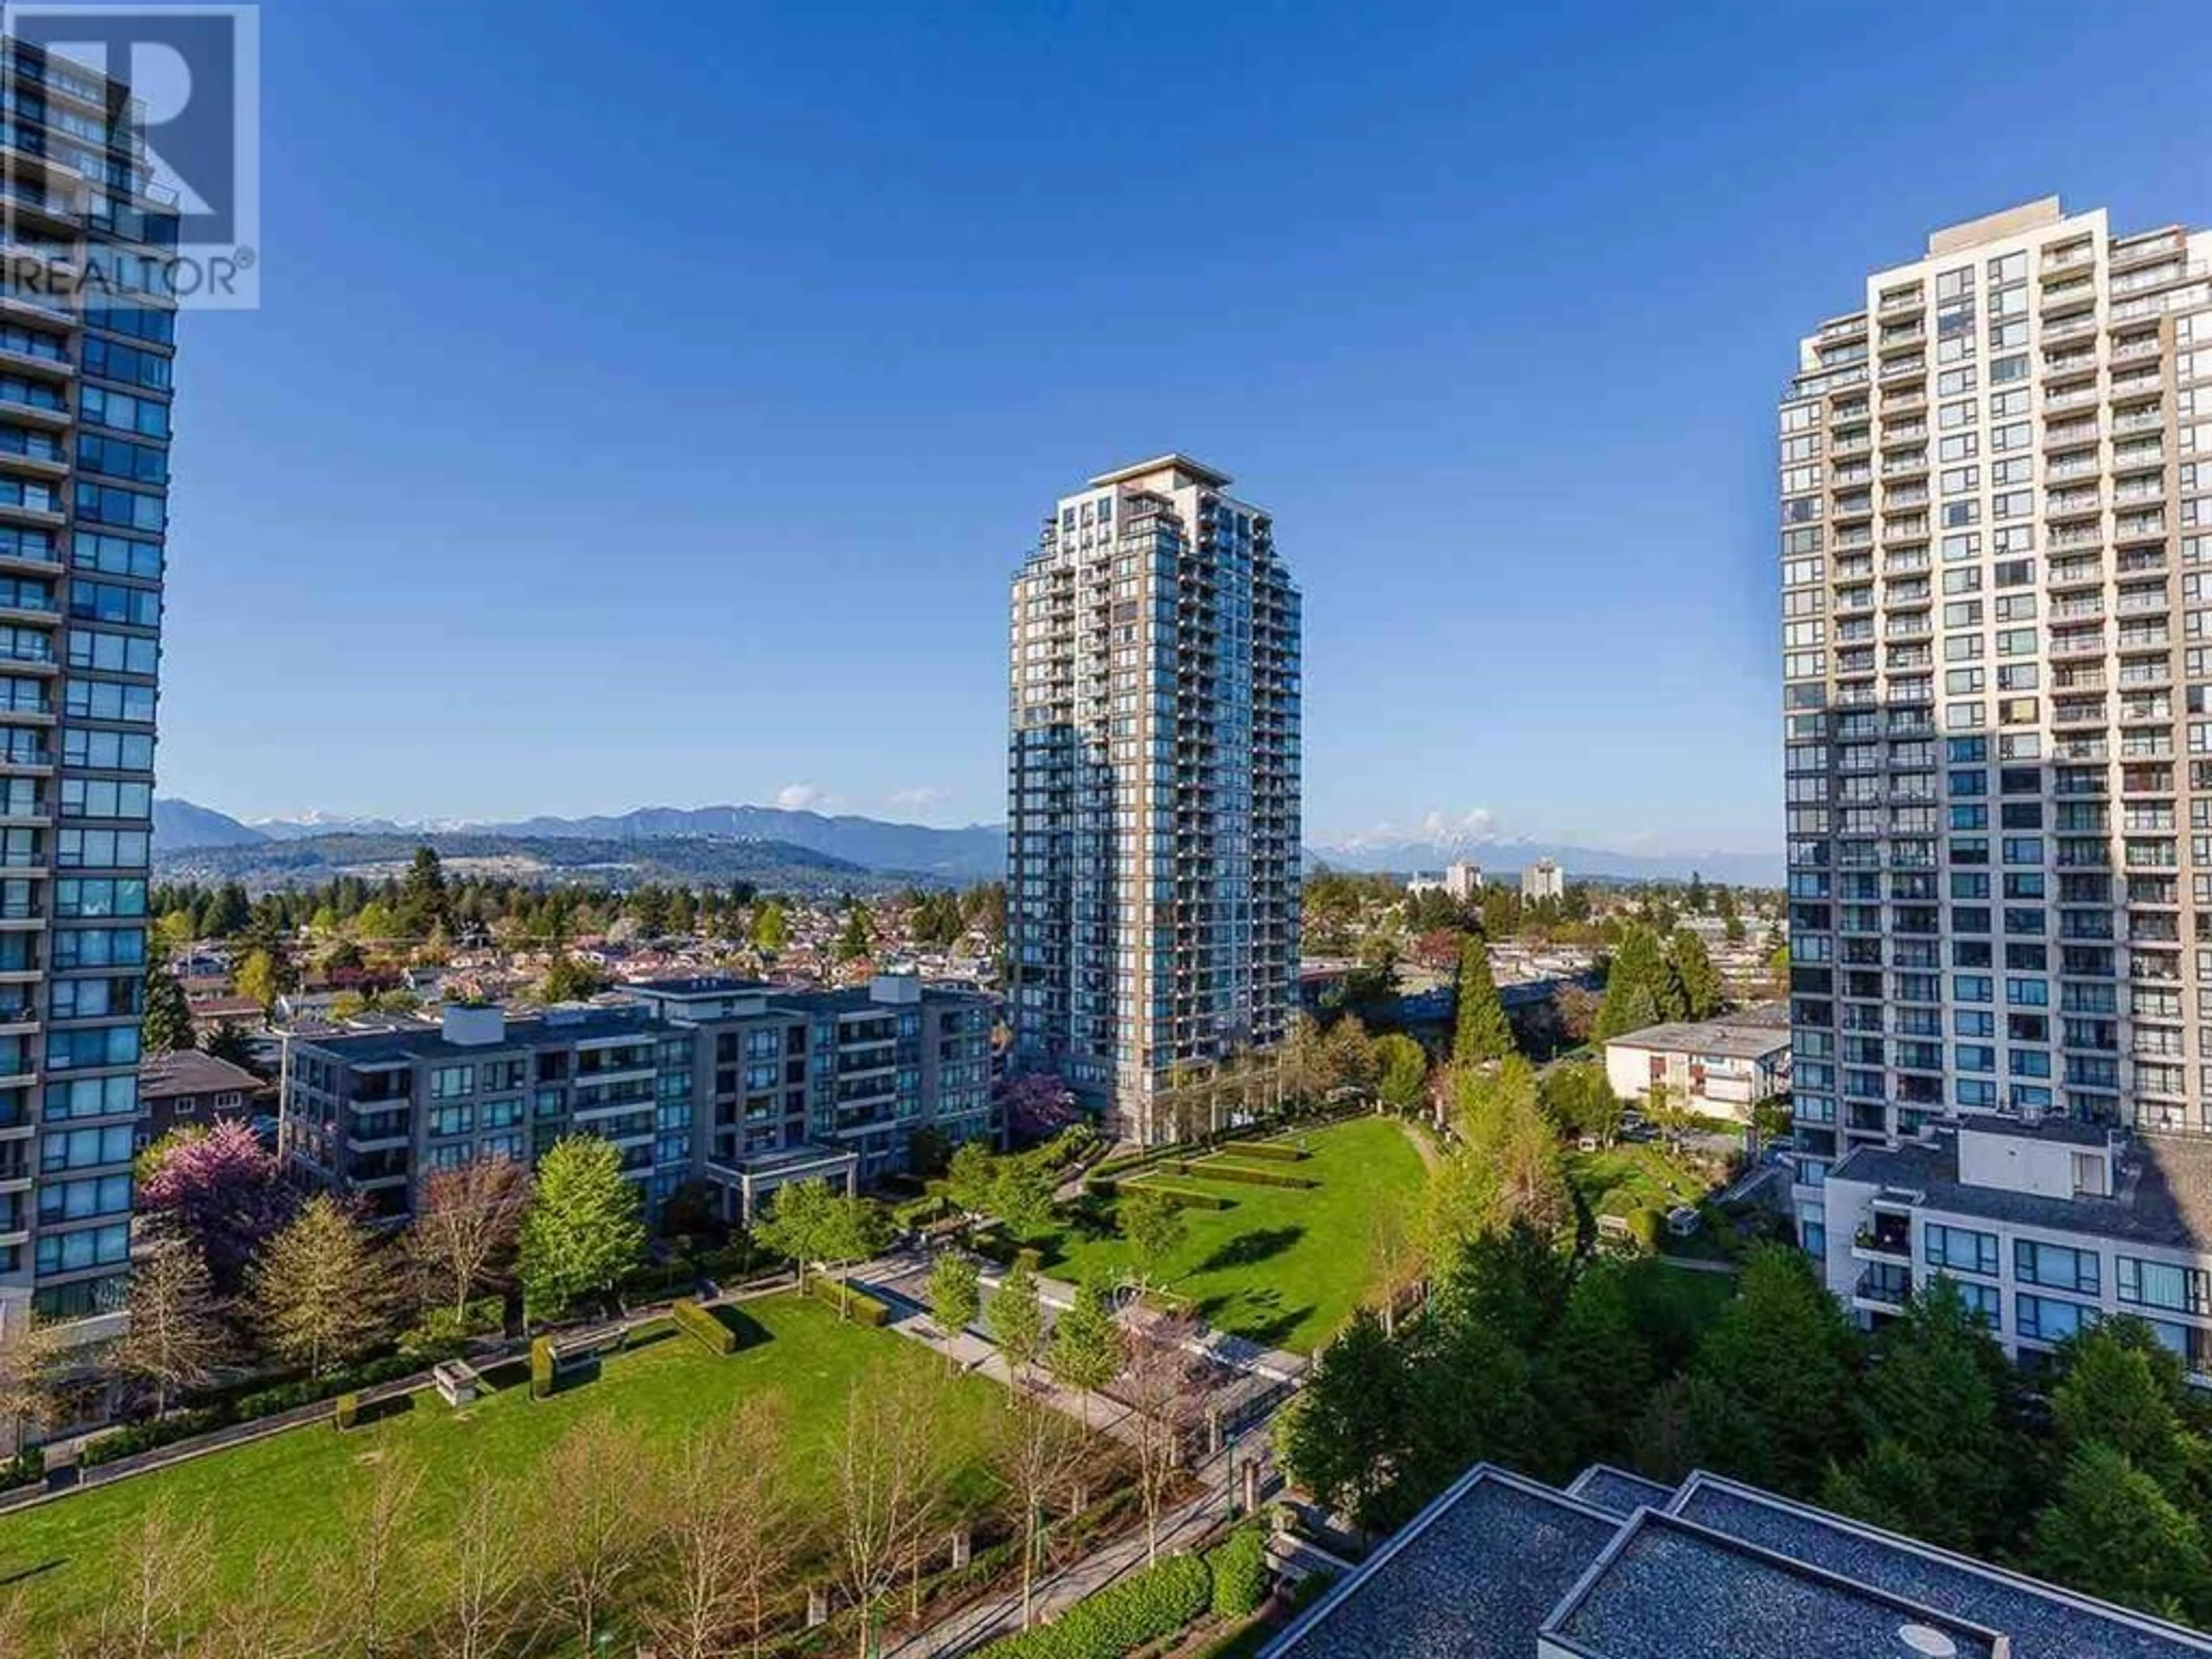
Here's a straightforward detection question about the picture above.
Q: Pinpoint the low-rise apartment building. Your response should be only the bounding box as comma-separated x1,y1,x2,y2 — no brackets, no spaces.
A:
1601,1007,1791,1120
279,974,995,1225
1817,1114,2212,1376
136,1050,271,1146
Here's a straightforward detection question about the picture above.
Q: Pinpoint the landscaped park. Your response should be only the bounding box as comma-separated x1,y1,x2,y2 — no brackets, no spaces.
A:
1033,1115,1430,1354
1,1293,1003,1631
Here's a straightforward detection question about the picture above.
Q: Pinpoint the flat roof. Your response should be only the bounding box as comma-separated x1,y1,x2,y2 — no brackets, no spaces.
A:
1264,1467,1619,1658
1545,1510,2003,1659
1086,453,1234,490
1830,1128,2212,1253
1603,1014,1791,1061
290,1007,665,1065
1672,1472,2212,1659
1563,1465,1676,1521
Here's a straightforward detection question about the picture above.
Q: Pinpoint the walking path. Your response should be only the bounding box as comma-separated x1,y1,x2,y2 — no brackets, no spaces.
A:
882,1426,1275,1657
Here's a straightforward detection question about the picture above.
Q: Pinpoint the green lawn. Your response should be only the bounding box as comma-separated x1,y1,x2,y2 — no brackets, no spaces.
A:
1,1294,1003,1627
1566,1141,1712,1220
1033,1116,1427,1354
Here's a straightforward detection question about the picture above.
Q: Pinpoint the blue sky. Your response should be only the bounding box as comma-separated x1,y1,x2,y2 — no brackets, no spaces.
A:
156,1,2212,853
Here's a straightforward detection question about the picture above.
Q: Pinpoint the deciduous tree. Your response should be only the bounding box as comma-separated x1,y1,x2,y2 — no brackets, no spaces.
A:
988,1259,1046,1377
927,1252,981,1363
1120,1315,1202,1565
831,1363,941,1658
114,1231,228,1416
994,1392,1090,1628
1047,1279,1122,1407
137,1119,296,1291
532,1416,656,1655
518,1135,646,1320
1119,1187,1185,1292
412,1155,529,1322
250,1194,388,1378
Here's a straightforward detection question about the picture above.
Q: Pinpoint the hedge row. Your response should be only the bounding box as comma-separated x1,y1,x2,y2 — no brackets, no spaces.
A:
1206,1526,1269,1619
1228,1141,1308,1164
0,1449,41,1495
1180,1161,1316,1191
976,1553,1211,1659
1120,1181,1233,1212
529,1336,555,1400
806,1275,893,1327
671,1298,738,1355
81,1351,427,1467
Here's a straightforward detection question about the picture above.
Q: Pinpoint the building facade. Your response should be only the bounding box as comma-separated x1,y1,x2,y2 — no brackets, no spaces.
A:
1601,1009,1792,1122
1006,456,1301,1142
1823,1116,2212,1376
1444,859,1484,901
0,42,177,1334
1521,858,1564,902
1782,199,2212,1269
279,976,995,1225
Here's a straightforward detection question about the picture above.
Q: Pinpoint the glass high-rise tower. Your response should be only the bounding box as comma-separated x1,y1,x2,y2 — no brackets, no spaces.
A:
0,40,176,1335
1007,456,1301,1143
1782,199,2212,1251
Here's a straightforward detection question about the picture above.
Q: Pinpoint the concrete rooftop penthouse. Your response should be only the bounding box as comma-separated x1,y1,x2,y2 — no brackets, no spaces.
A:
1264,1463,2212,1658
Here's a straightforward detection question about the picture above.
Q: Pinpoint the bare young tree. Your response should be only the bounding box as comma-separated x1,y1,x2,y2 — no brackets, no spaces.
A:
993,1392,1089,1628
412,1155,529,1323
317,1450,426,1659
1363,1192,1424,1339
196,1545,332,1659
642,1393,800,1659
96,1496,215,1659
422,1461,528,1659
832,1363,942,1658
0,1311,64,1455
532,1415,658,1654
1120,1315,1203,1565
114,1231,229,1416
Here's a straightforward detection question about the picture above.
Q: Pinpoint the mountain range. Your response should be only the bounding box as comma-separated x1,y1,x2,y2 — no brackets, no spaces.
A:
154,799,1006,882
1304,834,1782,888
155,798,1781,889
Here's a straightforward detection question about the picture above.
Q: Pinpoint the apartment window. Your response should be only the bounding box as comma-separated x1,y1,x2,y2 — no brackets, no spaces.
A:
2118,1257,2210,1315
2016,1293,2095,1344
430,1065,474,1101
2016,1238,2100,1294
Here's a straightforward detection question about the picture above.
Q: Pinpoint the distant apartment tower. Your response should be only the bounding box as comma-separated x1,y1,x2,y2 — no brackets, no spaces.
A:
1781,199,2212,1259
0,43,177,1334
1445,859,1484,901
1006,456,1302,1141
1522,859,1565,903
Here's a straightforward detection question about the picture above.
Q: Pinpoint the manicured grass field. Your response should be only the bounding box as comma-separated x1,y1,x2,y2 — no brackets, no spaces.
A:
1037,1115,1427,1354
1,1294,1002,1627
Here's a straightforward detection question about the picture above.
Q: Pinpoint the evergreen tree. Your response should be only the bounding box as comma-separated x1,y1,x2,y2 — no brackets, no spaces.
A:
1821,1276,2029,1555
1532,1259,1653,1476
1666,929,1725,1020
1687,1245,1861,1494
1594,926,1672,1039
835,903,874,964
2029,1444,2212,1624
141,964,195,1055
1451,937,1514,1063
1276,1308,1414,1543
518,1137,646,1319
399,846,452,939
2049,1320,2206,1504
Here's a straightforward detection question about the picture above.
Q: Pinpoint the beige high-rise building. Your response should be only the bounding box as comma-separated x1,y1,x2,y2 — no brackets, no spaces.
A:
1782,199,2212,1318
1006,456,1302,1143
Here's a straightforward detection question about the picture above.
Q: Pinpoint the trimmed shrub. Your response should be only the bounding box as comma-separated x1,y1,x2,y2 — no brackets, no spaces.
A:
333,1392,359,1432
618,1257,698,1302
976,1553,1211,1659
529,1335,555,1400
806,1275,892,1328
397,1296,505,1358
1207,1525,1269,1619
893,1192,955,1230
1123,1181,1233,1212
79,1406,230,1468
1183,1161,1316,1191
1225,1141,1307,1164
232,1353,420,1422
1014,1247,1043,1275
671,1298,738,1355
0,1448,43,1494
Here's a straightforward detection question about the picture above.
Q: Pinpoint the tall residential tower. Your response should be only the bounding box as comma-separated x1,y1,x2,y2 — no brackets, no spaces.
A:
1782,200,2212,1344
1007,456,1301,1142
0,42,176,1335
